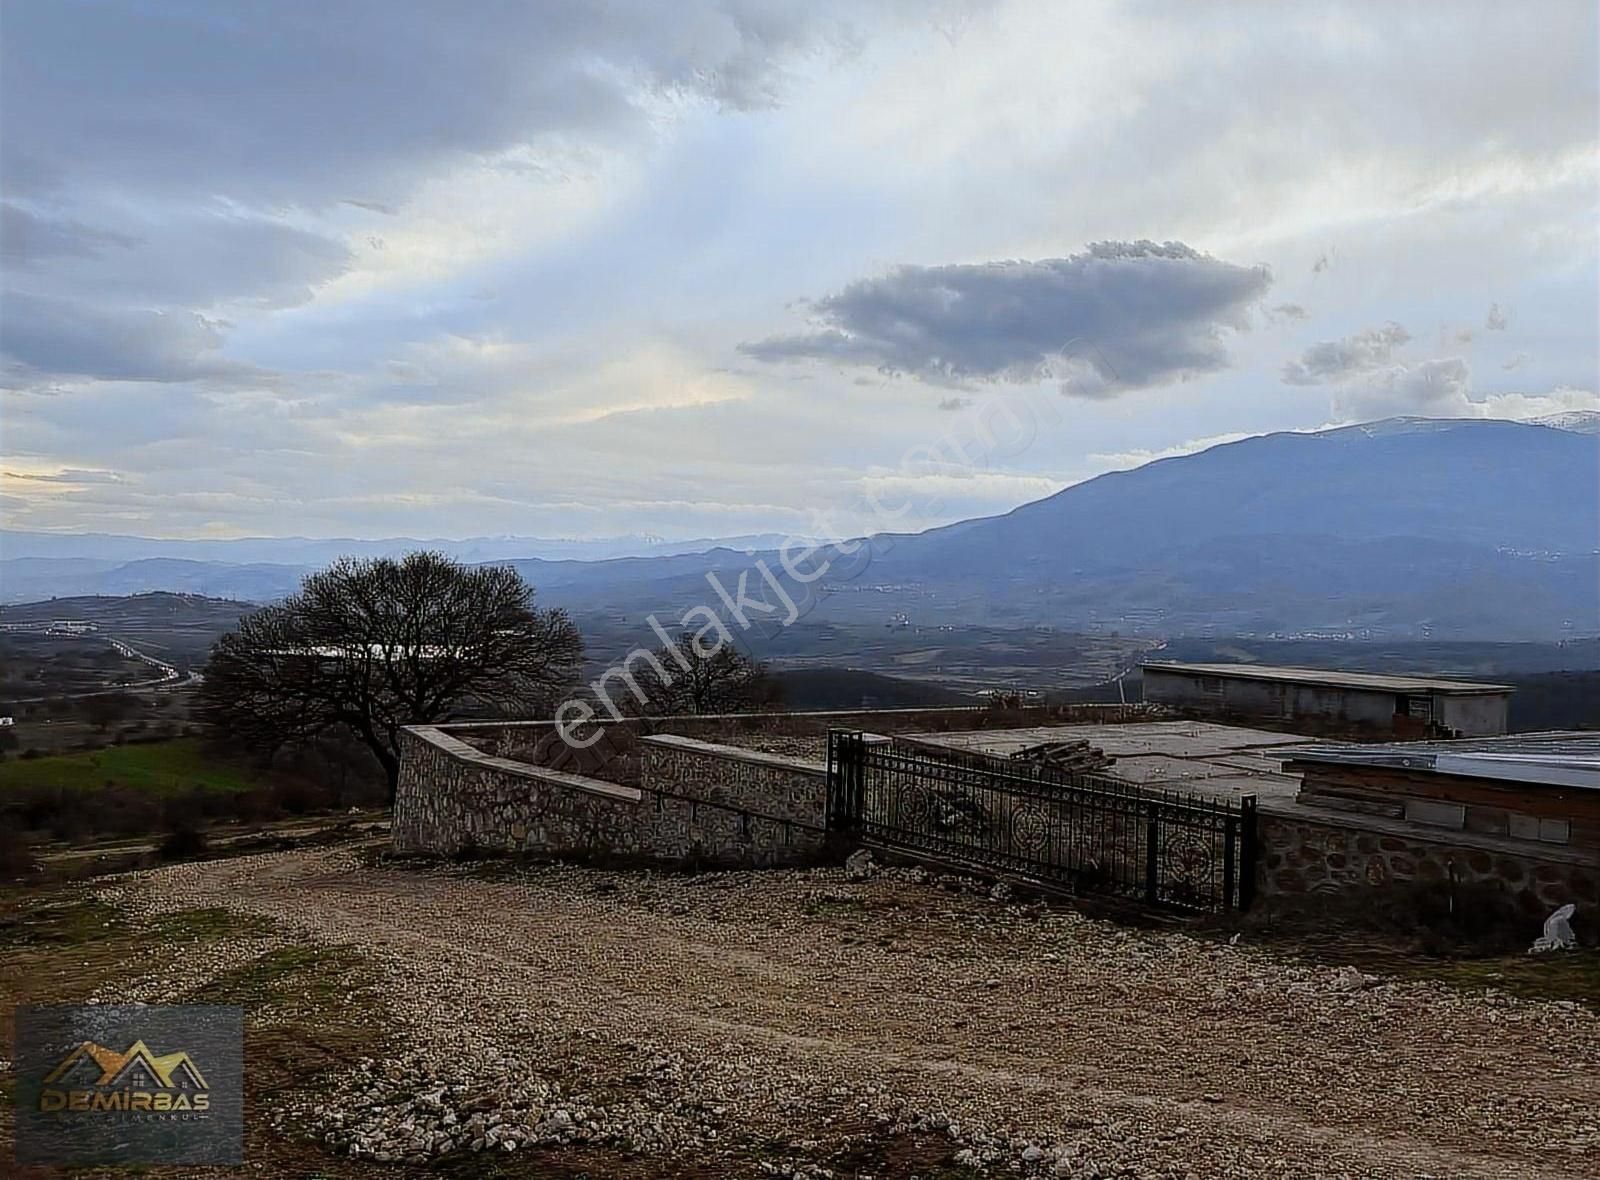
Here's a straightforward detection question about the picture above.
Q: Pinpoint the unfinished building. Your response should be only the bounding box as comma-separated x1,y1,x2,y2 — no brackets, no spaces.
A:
1140,662,1512,737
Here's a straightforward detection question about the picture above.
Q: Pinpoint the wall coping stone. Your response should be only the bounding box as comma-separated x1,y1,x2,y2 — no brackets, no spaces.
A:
639,733,826,774
415,703,1147,735
404,724,643,804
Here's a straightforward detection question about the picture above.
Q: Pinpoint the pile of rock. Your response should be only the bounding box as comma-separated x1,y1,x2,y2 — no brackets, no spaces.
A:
276,1050,724,1165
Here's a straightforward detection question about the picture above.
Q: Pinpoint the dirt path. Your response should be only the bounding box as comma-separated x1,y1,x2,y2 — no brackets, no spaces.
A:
106,844,1600,1178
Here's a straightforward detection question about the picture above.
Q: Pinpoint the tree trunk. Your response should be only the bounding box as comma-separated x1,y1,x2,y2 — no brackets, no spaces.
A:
353,724,401,805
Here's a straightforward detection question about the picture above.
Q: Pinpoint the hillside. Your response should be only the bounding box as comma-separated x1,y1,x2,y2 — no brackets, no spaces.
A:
5,417,1596,639
898,417,1597,564
508,417,1600,640
0,592,253,667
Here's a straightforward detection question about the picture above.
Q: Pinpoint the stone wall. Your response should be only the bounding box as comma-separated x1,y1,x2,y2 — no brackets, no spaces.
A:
641,735,826,826
1257,809,1599,918
635,735,829,867
393,727,644,858
393,725,829,868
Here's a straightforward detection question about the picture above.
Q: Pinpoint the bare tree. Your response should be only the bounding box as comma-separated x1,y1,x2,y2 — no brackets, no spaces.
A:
635,633,778,716
199,552,582,798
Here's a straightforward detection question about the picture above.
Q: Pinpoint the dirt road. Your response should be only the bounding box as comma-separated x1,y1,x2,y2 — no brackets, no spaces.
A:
105,844,1600,1178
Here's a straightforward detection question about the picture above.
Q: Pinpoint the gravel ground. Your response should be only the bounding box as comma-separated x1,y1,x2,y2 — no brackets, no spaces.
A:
100,844,1599,1178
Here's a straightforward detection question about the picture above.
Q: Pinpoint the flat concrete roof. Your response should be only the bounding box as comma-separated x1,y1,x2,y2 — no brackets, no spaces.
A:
1141,661,1513,695
904,721,1312,806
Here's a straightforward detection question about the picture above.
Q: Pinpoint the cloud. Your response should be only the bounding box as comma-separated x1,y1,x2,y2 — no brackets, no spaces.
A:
1330,356,1468,422
3,466,125,486
1330,360,1599,423
0,2,869,208
87,213,353,311
0,291,270,387
740,240,1271,390
1269,303,1309,322
1,203,137,266
1,3,1595,541
0,2,873,404
1485,302,1509,330
1281,322,1412,385
1377,357,1472,413
937,396,974,411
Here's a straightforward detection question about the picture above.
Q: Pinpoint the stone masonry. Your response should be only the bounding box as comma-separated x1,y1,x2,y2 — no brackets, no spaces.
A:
393,727,644,859
1258,810,1600,918
393,724,829,868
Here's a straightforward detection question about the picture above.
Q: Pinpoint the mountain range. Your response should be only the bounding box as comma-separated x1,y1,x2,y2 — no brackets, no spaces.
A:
4,415,1596,639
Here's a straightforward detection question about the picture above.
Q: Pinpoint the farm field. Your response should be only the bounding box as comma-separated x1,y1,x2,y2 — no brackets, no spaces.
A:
0,737,260,797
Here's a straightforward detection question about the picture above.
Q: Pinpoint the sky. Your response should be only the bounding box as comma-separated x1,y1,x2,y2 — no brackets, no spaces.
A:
2,0,1597,542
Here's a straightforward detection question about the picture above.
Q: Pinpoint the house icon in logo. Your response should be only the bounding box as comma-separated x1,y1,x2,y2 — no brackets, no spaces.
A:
43,1040,209,1090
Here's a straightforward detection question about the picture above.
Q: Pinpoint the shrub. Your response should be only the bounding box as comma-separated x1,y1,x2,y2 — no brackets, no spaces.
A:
0,827,39,879
158,806,209,861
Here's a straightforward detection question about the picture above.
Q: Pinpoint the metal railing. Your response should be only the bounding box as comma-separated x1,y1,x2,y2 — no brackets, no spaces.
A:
827,729,1256,912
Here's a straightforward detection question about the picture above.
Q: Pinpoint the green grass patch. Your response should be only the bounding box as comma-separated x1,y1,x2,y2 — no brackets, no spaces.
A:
1385,949,1600,1009
192,944,370,1009
148,905,278,942
0,896,126,948
0,737,263,797
0,896,274,952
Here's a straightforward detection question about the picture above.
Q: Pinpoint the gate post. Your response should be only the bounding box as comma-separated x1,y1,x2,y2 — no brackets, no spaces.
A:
826,729,866,833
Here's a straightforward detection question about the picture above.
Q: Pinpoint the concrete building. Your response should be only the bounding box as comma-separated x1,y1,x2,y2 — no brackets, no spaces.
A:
1141,662,1512,737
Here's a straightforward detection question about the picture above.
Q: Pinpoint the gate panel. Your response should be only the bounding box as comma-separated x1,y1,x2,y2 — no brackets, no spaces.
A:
825,729,1256,912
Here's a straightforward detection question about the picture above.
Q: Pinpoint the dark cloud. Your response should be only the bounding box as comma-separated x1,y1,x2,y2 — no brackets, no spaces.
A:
0,1,872,396
1,203,137,267
67,213,353,311
1270,303,1309,321
0,210,349,389
740,240,1271,389
0,2,865,208
936,396,974,410
1281,322,1411,385
0,291,270,387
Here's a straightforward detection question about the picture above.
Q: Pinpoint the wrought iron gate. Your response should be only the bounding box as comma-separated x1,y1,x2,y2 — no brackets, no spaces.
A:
827,730,1257,912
